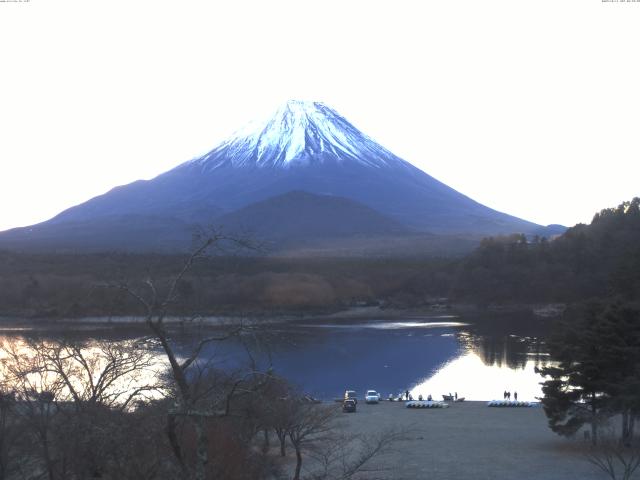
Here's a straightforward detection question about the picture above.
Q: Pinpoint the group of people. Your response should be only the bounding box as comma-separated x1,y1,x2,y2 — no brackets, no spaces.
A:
502,390,518,401
403,390,458,401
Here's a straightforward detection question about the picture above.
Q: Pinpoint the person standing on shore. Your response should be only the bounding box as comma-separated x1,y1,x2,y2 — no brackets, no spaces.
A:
405,389,409,401
514,391,518,401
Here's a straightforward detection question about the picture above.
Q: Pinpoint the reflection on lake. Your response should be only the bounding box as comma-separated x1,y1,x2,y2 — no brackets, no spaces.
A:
0,314,553,402
411,352,545,402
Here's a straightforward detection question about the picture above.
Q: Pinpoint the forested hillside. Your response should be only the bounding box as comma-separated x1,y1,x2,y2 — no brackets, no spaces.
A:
452,198,640,304
0,199,637,318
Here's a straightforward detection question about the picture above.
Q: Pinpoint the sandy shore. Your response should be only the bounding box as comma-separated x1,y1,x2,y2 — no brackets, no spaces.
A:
334,400,602,480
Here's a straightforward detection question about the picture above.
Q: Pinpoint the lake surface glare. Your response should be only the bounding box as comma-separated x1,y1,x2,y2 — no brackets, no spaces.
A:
0,314,552,402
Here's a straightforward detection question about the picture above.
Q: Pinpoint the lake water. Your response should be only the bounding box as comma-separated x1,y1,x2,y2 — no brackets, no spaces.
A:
0,313,553,402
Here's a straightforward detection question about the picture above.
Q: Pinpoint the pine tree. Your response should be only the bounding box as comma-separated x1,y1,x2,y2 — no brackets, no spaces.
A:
538,308,609,444
538,304,640,445
595,305,640,446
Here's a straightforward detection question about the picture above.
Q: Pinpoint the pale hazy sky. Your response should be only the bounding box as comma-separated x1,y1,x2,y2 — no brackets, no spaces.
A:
1,0,639,231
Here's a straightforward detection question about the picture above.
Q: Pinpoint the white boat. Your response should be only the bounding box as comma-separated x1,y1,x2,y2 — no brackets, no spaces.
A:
487,400,534,407
406,400,449,409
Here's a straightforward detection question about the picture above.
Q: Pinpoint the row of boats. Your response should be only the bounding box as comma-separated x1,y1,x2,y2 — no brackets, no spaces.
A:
389,394,465,402
335,390,534,407
407,399,535,409
406,400,449,408
487,400,534,407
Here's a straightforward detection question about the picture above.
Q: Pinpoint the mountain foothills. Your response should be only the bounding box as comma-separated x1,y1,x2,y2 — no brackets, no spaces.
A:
0,198,637,318
0,100,559,254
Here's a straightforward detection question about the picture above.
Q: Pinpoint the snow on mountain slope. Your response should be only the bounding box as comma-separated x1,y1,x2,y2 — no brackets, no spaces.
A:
191,100,411,170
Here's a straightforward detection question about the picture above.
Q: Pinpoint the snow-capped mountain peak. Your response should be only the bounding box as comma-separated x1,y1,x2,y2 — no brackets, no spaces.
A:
192,100,407,170
0,98,546,253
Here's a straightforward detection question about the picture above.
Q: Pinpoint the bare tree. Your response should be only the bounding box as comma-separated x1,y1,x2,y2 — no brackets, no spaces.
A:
0,389,22,480
110,231,271,480
276,397,407,480
257,379,297,458
26,337,160,410
1,336,165,479
585,428,640,480
286,403,338,480
1,339,67,480
272,399,293,458
308,428,408,480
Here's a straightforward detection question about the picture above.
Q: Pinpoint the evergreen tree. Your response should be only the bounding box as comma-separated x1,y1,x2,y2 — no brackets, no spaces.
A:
595,305,640,446
537,306,610,444
538,304,640,445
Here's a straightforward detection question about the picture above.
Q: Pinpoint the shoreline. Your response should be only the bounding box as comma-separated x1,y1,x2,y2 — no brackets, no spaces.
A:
0,303,565,328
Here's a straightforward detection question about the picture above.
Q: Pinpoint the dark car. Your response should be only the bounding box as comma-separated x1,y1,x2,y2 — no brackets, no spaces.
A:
342,399,357,413
344,390,358,404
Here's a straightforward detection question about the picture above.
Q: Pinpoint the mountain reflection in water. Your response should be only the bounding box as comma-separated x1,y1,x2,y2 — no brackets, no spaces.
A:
411,351,547,402
410,319,551,401
0,315,553,402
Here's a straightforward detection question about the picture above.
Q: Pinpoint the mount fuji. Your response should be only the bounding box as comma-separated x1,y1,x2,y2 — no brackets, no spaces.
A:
0,100,558,253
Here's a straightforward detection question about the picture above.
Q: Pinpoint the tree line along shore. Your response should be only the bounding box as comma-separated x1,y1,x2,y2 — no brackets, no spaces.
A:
0,198,638,320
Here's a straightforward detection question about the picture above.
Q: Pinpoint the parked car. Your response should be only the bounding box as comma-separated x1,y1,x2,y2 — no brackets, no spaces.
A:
344,390,358,404
365,390,381,404
342,399,357,413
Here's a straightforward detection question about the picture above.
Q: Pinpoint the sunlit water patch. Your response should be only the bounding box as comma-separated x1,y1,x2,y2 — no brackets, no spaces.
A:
0,315,553,402
299,320,468,330
410,352,546,402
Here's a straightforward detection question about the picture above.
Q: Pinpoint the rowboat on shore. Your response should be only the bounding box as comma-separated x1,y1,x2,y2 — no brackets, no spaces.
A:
487,400,534,407
442,395,465,402
406,400,449,409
